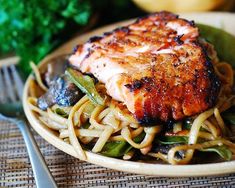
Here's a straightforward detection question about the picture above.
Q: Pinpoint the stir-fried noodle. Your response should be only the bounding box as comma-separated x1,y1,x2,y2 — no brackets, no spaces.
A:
27,61,235,164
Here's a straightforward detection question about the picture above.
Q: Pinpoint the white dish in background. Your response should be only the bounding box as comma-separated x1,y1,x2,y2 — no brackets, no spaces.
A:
23,12,235,177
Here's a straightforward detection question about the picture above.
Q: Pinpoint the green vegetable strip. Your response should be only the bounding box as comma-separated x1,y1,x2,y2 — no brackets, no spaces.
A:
101,141,131,157
197,24,235,67
200,145,232,161
159,135,232,161
54,108,69,118
101,132,145,157
66,68,104,106
159,136,188,145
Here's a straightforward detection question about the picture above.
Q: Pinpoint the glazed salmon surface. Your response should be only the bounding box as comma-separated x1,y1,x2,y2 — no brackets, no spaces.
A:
69,11,221,124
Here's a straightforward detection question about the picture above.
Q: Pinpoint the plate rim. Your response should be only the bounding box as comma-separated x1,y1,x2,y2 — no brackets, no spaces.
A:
23,12,235,177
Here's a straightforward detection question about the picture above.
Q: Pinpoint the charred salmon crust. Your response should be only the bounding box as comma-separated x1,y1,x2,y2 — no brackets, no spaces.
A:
69,11,221,125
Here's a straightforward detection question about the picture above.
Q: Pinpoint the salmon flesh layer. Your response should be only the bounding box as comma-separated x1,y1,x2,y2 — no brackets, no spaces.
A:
69,11,221,124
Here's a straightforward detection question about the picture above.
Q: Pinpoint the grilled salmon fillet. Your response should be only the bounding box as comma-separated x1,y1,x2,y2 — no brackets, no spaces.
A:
69,11,221,124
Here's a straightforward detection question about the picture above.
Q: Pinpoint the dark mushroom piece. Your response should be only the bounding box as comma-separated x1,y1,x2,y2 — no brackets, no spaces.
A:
151,143,185,160
37,55,82,110
38,75,81,110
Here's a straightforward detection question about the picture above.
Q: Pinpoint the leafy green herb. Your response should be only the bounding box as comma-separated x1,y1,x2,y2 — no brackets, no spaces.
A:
66,68,104,105
54,108,68,118
197,24,235,67
101,132,145,157
200,145,232,161
0,0,92,75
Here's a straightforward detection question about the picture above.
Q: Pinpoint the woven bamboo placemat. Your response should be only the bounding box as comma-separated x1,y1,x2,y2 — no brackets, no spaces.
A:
1,120,235,188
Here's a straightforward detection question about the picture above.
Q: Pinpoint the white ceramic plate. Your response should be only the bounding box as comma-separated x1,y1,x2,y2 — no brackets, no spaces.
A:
23,12,235,177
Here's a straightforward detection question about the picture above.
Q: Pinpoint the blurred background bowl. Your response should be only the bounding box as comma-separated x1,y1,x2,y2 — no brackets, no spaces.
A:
132,0,235,12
